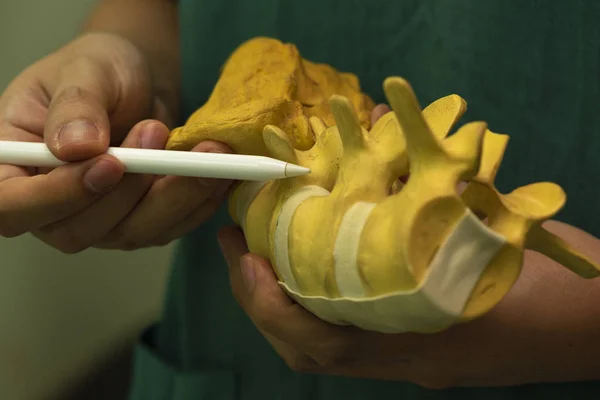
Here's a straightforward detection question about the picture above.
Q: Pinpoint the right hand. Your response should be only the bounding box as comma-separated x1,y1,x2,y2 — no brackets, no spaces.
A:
0,32,233,252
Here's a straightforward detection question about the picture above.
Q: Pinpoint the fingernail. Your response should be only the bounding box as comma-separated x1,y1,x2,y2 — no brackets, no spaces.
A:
240,255,256,293
84,159,122,193
139,122,167,149
58,120,99,146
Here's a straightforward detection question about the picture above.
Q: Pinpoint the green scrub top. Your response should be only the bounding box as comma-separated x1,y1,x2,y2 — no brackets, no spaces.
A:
128,0,600,398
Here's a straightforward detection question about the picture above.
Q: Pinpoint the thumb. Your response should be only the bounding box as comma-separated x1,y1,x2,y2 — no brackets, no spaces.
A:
44,58,115,161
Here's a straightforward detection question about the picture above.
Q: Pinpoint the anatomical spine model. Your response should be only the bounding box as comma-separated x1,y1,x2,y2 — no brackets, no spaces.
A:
168,38,600,334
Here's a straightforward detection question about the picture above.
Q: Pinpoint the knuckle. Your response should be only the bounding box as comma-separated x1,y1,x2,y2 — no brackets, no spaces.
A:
1,98,19,123
63,55,104,79
56,85,93,106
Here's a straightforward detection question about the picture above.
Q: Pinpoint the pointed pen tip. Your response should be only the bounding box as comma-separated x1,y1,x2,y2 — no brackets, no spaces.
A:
284,163,311,178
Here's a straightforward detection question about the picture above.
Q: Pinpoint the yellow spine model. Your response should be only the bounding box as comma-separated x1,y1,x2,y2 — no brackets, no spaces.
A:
168,38,600,333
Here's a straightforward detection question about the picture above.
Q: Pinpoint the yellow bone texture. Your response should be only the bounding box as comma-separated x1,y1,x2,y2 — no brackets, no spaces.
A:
172,38,600,333
166,37,374,154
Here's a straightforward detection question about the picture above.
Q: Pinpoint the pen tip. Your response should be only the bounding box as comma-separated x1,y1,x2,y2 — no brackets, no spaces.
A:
284,163,311,178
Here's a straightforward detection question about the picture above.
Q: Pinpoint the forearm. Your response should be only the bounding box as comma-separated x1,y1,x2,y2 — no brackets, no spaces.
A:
83,0,180,121
483,220,600,384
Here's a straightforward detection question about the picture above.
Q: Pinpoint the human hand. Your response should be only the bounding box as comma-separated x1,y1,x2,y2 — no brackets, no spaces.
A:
218,224,600,389
0,32,232,252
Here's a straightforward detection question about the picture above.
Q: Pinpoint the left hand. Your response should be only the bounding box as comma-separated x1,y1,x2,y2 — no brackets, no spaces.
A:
218,225,600,389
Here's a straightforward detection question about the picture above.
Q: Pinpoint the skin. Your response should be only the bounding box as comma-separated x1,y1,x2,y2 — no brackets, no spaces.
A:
0,0,233,251
218,110,600,389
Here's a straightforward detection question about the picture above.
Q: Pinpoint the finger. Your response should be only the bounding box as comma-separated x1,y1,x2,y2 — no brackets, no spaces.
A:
0,122,46,176
33,120,168,253
218,226,354,366
97,140,234,249
247,255,421,370
242,253,354,366
0,153,123,238
258,316,416,380
218,225,328,333
192,140,235,187
43,56,118,161
255,326,414,379
218,225,255,305
130,178,228,248
146,193,225,247
0,123,123,238
219,226,425,368
0,78,50,136
97,174,228,250
219,225,251,273
371,103,391,126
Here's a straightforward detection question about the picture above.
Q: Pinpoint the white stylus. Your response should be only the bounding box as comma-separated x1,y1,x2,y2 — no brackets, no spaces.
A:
0,140,310,181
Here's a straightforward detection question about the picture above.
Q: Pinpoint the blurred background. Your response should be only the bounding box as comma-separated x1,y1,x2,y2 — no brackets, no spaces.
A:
0,1,174,399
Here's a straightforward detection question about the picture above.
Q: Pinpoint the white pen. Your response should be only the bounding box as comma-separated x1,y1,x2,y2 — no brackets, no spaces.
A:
0,140,310,181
